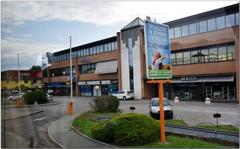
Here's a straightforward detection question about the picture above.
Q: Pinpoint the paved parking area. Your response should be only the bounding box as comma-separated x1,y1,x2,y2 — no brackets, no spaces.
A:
119,99,240,127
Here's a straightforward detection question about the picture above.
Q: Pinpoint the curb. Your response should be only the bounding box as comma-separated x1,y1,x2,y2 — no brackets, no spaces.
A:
1,102,60,108
71,124,118,148
1,110,44,121
47,121,64,148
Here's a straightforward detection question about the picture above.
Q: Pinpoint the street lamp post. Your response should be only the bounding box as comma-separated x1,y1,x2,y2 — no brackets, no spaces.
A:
67,36,73,115
18,53,21,94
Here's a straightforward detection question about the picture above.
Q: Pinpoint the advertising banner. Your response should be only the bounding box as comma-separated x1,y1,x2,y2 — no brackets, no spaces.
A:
144,20,172,79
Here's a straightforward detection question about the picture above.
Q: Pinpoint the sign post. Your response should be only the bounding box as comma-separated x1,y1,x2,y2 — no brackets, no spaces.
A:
144,19,172,144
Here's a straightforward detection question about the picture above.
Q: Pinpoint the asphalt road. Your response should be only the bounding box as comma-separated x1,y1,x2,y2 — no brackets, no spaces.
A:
1,96,239,148
1,96,94,148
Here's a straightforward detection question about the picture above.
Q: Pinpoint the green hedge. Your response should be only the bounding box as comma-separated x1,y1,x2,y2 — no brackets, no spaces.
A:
89,96,119,112
91,113,160,146
23,90,48,104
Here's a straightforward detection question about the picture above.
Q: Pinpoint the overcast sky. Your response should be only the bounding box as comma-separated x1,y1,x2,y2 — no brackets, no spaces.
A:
1,0,238,71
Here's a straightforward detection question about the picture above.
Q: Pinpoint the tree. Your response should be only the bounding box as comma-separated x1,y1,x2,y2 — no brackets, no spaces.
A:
30,65,42,71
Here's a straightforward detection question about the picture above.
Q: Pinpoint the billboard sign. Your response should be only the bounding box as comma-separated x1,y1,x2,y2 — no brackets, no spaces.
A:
144,20,172,79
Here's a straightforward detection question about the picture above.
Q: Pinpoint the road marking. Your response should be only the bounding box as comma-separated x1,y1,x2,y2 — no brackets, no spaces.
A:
33,117,46,122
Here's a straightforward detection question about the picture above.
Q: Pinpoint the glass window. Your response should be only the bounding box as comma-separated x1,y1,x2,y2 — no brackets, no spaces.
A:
191,50,199,63
170,28,174,38
199,20,207,33
171,53,176,65
209,47,218,62
236,13,239,25
93,47,96,54
181,25,189,37
189,23,197,35
227,44,235,60
218,46,227,61
176,52,183,64
104,44,108,52
226,14,235,27
201,48,209,62
100,45,103,53
86,48,89,56
208,18,216,31
111,42,115,51
183,51,190,64
174,27,181,38
216,16,225,29
89,47,93,55
108,43,112,51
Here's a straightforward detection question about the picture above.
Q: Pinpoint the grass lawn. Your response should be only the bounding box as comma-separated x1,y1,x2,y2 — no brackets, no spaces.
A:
197,125,239,133
142,135,223,148
163,119,239,133
72,110,121,137
73,111,229,148
164,119,188,126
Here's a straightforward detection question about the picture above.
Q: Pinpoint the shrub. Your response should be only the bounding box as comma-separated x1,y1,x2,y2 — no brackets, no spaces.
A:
91,113,160,146
23,90,48,104
89,96,119,112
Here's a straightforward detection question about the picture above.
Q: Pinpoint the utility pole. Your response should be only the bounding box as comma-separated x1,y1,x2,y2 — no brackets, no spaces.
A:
18,53,21,94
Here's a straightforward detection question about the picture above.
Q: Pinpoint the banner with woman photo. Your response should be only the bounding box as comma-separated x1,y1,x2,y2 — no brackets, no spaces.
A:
144,20,172,79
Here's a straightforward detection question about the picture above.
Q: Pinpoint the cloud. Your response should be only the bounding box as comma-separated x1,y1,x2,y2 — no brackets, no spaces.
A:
1,39,67,70
2,1,237,26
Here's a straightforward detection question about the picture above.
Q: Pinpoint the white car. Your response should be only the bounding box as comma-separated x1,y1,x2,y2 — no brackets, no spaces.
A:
149,97,173,119
112,90,134,100
7,93,25,101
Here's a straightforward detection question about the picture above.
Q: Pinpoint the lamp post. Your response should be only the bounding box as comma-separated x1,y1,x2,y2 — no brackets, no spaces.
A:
67,36,73,115
18,53,21,94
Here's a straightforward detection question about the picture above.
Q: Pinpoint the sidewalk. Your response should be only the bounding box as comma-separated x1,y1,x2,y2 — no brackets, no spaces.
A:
1,107,43,121
48,114,115,148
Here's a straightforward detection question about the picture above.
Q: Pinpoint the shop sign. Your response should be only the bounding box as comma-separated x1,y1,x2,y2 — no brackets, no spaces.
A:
180,76,198,81
111,80,118,83
87,81,100,85
80,57,91,63
144,20,172,79
78,81,86,85
101,80,111,85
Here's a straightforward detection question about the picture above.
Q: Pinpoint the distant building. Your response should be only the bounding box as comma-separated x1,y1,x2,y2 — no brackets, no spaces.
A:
43,3,239,102
1,70,43,90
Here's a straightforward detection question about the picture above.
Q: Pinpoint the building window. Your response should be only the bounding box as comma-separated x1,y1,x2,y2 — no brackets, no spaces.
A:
111,42,115,51
226,13,235,27
201,48,209,62
189,23,197,35
174,27,181,38
80,63,96,74
181,24,189,37
209,47,218,62
199,20,207,33
227,44,235,60
183,51,190,64
218,46,227,61
176,52,183,64
171,53,176,65
207,18,216,31
100,45,103,53
191,50,199,63
104,44,108,52
170,28,174,38
216,16,225,29
236,13,239,25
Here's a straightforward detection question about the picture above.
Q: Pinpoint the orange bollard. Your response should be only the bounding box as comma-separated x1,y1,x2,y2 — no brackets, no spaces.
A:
67,101,73,115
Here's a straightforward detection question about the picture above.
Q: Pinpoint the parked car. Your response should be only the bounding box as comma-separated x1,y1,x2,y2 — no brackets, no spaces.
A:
54,89,64,96
7,93,25,101
46,93,53,102
112,90,134,100
149,97,173,119
47,89,54,95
